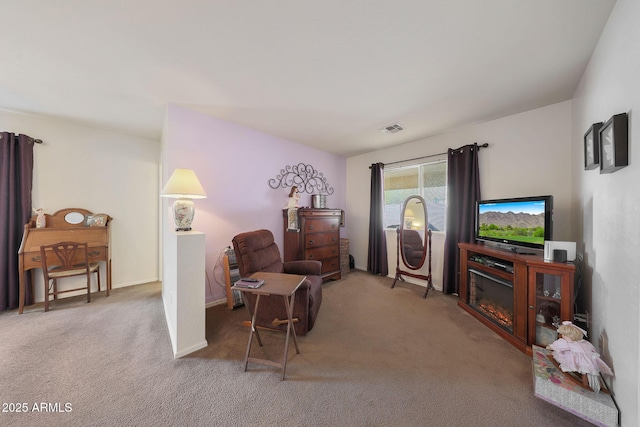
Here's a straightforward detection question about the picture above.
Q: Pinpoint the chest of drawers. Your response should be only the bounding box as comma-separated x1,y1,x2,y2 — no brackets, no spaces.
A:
283,208,342,281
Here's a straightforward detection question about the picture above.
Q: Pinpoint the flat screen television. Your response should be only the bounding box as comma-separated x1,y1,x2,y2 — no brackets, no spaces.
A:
475,195,553,254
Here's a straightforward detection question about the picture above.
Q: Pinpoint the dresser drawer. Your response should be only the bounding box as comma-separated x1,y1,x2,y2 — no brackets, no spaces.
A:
305,245,339,261
320,257,340,274
282,208,344,281
304,218,339,233
305,232,338,248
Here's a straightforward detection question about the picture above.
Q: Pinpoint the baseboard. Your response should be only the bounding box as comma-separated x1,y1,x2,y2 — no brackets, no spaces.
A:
173,340,209,359
205,298,227,308
113,277,160,289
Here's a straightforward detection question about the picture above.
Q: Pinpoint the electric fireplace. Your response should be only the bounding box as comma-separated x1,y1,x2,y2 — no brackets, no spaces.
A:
458,243,576,355
468,269,514,333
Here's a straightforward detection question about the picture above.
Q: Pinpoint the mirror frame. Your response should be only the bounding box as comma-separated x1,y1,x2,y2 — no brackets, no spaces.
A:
399,196,428,270
392,195,433,298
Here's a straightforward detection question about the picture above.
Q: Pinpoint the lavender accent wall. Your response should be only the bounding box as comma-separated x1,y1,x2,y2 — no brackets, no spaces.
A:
163,104,346,304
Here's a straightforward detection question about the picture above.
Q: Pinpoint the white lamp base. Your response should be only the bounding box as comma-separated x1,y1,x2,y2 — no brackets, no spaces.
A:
172,198,195,231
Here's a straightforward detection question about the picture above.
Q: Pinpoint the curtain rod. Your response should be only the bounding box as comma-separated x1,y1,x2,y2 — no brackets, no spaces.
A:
2,133,43,143
16,134,43,144
370,142,488,168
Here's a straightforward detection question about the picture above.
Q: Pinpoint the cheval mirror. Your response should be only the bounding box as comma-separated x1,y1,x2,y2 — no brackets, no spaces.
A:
391,195,433,298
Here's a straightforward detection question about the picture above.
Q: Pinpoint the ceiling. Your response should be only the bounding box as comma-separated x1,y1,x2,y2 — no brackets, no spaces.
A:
1,0,615,157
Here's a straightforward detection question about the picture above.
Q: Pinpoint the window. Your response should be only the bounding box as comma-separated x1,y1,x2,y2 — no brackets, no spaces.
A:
383,160,447,231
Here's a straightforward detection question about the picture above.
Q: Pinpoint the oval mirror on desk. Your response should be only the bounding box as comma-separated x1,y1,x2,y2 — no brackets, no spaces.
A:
399,196,427,269
64,211,85,225
392,195,433,298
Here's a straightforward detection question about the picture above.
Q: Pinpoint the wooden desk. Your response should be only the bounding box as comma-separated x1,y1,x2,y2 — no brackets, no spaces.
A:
18,208,112,314
232,272,306,380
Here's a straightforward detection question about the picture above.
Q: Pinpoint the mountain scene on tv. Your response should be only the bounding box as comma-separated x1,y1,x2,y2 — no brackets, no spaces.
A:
478,209,545,244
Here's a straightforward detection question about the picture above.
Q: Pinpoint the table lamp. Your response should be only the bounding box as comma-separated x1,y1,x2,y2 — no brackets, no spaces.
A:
160,168,207,231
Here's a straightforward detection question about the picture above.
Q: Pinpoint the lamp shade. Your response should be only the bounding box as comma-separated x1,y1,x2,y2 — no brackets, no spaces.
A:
160,169,207,199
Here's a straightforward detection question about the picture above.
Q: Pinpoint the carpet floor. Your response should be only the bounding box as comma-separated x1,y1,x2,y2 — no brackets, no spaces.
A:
0,270,592,426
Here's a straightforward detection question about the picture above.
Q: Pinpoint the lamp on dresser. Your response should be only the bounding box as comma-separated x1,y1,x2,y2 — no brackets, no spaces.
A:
161,168,207,231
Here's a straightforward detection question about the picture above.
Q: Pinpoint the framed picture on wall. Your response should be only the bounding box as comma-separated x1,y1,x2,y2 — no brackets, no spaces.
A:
583,122,602,170
599,113,629,174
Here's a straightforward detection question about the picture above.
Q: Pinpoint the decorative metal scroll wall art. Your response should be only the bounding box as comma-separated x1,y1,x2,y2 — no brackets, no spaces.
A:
269,163,334,194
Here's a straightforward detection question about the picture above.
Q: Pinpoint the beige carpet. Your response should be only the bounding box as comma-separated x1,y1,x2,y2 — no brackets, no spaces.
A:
1,270,591,426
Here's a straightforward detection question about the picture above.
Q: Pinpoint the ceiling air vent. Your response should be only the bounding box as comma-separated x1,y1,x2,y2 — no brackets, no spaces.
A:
379,123,404,134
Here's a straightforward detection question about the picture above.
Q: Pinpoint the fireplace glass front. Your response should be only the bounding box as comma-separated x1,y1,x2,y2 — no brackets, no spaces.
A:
468,269,514,333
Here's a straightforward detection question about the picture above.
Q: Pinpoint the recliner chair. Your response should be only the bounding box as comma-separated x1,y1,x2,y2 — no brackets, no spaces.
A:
232,229,323,336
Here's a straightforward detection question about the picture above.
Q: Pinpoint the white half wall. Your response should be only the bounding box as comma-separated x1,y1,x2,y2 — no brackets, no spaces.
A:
162,231,208,358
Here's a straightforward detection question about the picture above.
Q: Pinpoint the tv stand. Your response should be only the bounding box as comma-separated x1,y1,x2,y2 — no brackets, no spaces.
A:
458,242,574,355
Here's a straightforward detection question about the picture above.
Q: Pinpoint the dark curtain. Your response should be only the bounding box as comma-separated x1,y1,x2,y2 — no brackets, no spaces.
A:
367,163,388,276
442,143,481,295
0,132,35,311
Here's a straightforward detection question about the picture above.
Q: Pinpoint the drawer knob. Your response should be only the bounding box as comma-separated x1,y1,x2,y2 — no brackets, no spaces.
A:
308,225,314,230
309,254,314,259
89,250,100,257
309,240,314,245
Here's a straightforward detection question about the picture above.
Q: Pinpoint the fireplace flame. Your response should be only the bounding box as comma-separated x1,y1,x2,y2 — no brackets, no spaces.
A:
476,299,513,328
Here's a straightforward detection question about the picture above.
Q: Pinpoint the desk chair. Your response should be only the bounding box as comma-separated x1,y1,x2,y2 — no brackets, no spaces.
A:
40,242,101,312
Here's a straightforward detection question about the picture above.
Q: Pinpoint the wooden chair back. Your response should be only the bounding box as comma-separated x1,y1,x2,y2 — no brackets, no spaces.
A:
40,241,94,311
40,242,90,274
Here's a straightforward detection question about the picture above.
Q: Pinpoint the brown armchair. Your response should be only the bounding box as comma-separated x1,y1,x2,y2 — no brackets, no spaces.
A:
232,229,323,336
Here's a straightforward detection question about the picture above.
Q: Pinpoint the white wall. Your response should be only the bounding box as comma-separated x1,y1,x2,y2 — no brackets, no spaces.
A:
346,101,574,278
571,0,640,424
162,104,347,305
0,109,160,302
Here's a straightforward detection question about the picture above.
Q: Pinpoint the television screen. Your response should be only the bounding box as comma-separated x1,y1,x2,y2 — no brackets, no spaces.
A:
475,195,553,252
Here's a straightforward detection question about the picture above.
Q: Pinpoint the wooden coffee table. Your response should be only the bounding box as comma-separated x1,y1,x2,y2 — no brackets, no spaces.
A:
232,271,306,380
